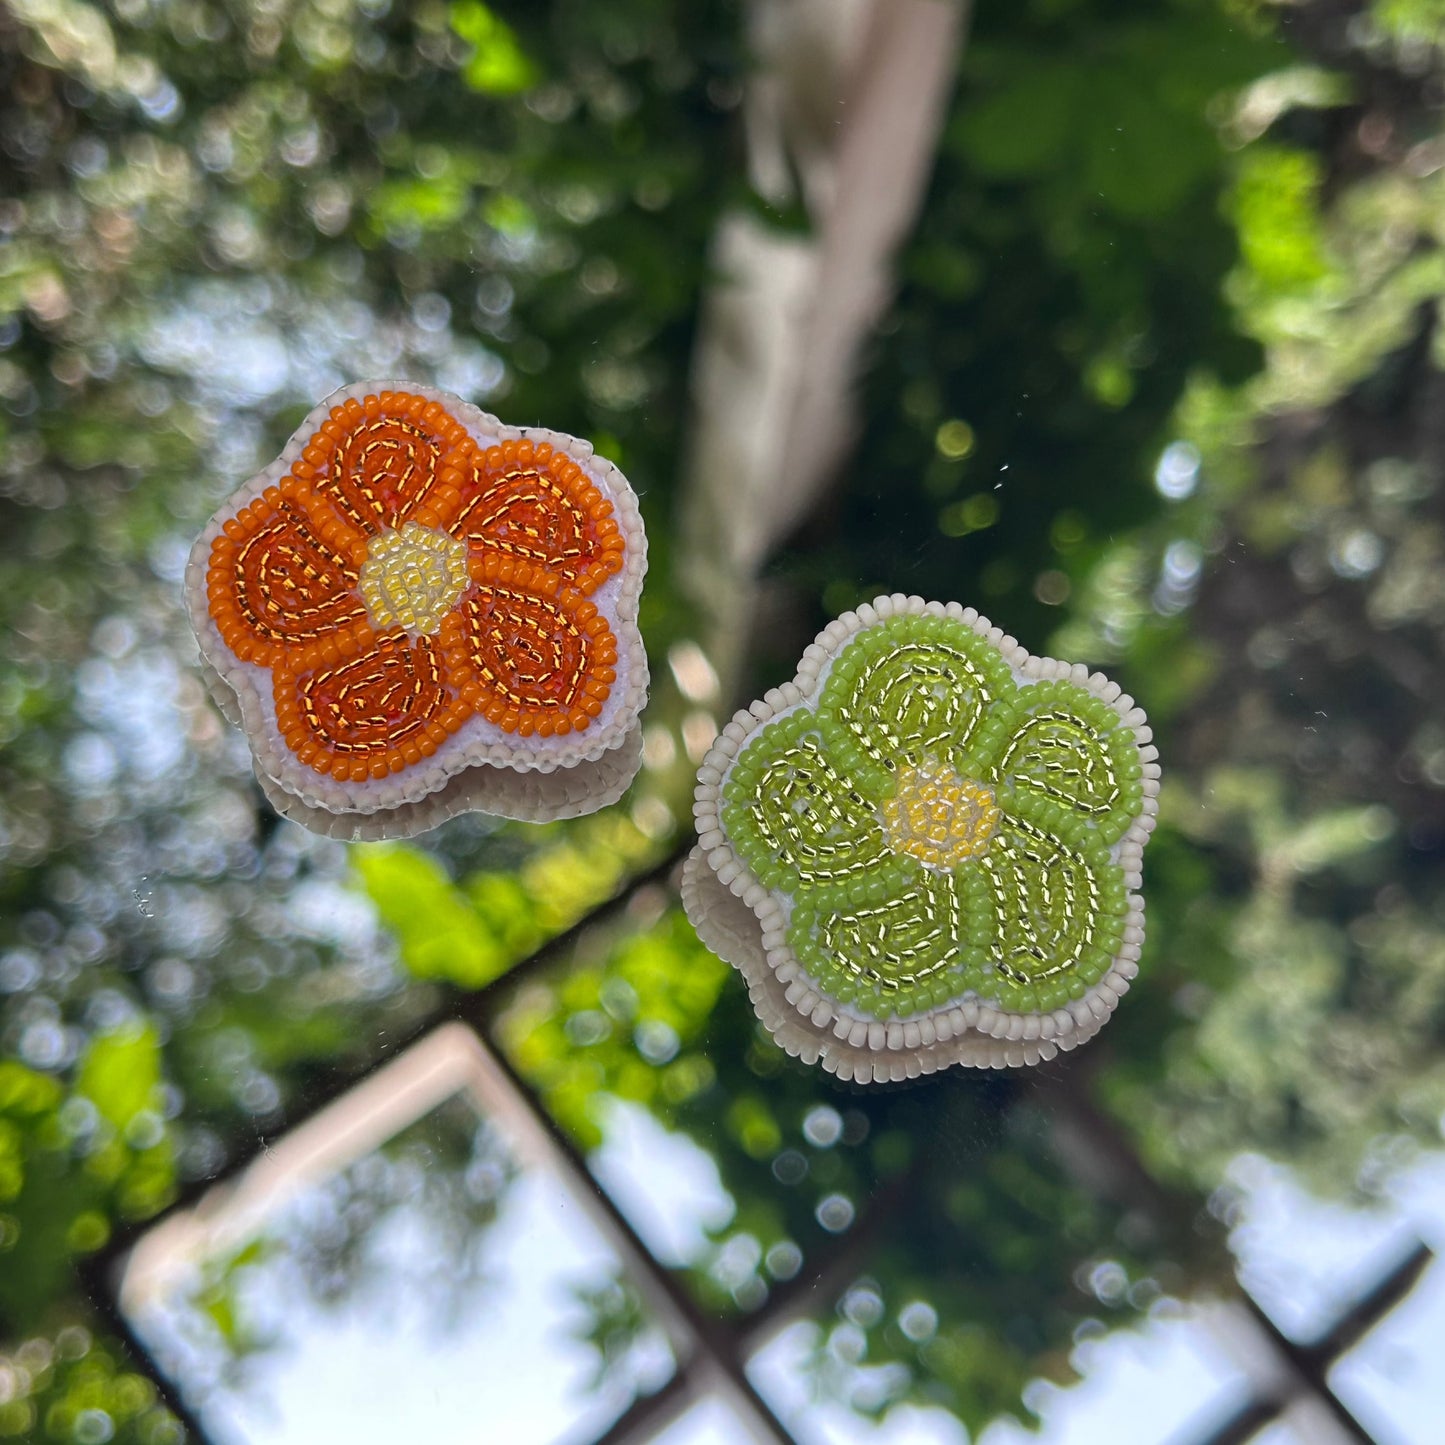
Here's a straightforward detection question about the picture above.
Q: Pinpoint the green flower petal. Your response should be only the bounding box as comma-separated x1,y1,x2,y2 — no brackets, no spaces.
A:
979,679,1144,846
975,808,1129,1011
721,711,889,891
818,615,1018,794
789,861,990,1020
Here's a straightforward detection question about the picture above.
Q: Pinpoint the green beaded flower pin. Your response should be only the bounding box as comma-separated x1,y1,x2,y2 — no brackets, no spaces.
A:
681,595,1159,1082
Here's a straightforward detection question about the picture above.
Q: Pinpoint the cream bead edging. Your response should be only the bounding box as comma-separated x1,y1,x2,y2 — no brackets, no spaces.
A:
685,593,1157,1082
257,722,645,840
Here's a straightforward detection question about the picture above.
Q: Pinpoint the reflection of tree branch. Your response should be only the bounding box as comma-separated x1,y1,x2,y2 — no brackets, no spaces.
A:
274,1100,514,1328
174,1093,518,1398
570,1267,673,1401
482,1031,796,1443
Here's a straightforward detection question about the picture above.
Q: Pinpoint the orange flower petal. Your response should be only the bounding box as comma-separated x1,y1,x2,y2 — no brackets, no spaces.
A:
441,437,627,595
439,580,617,735
273,632,469,777
207,489,368,666
295,390,471,536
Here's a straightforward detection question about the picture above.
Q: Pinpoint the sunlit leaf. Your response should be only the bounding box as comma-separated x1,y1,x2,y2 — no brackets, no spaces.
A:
77,1025,162,1132
450,1,541,96
1230,145,1330,292
354,845,507,988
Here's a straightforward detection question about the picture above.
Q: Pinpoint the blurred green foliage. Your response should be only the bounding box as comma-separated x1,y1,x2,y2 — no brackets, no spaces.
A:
0,0,740,1426
1375,0,1445,43
1041,4,1445,1210
354,807,666,988
497,902,1189,1429
769,0,1282,673
1230,145,1331,293
450,1,540,96
356,845,514,988
0,1043,171,1334
0,1325,180,1444
501,906,732,1148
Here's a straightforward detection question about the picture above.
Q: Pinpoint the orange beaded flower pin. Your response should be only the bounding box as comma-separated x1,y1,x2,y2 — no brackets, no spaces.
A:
184,381,648,839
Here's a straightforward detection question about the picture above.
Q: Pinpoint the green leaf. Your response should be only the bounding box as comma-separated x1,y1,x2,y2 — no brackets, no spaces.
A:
1376,0,1445,45
1083,75,1216,218
1270,805,1395,877
450,1,541,96
369,173,472,234
354,844,507,988
483,191,536,237
77,1024,162,1132
466,871,545,958
0,1061,62,1118
1230,145,1330,292
951,63,1085,178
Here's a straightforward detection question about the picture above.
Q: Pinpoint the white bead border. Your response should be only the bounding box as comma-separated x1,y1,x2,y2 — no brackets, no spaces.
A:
684,594,1160,1081
255,723,644,840
183,380,649,820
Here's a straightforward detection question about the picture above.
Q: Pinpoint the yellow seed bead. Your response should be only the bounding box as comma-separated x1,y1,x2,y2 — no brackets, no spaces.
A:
358,521,470,635
879,762,999,870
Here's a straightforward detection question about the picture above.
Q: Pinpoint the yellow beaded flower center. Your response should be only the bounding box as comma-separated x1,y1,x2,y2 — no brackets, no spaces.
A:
358,522,470,635
880,762,1000,869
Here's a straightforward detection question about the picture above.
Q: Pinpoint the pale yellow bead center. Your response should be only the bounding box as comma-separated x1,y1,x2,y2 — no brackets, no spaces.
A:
880,762,1000,869
358,522,470,635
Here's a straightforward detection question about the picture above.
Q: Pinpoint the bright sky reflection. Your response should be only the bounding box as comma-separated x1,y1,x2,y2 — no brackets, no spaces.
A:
590,1097,736,1268
132,1149,673,1445
747,1311,1250,1445
650,1396,770,1445
126,1092,1445,1445
1326,1154,1445,1445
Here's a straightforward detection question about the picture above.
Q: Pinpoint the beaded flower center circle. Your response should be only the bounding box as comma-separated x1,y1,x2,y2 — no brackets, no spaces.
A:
718,614,1146,1020
880,763,1000,869
359,522,470,636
